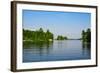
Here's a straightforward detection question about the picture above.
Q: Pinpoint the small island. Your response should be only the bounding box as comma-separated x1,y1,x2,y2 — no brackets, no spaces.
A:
56,35,68,40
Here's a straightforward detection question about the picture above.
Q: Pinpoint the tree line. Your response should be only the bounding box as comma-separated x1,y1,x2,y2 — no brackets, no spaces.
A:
82,28,91,42
23,27,91,42
23,28,53,42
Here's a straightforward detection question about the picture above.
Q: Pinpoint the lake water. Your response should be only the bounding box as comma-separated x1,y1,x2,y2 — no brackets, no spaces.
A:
23,40,91,62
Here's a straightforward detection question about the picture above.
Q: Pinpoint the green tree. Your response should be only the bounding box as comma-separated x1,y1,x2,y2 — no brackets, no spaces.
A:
82,30,86,41
81,28,91,42
86,28,91,42
45,29,53,41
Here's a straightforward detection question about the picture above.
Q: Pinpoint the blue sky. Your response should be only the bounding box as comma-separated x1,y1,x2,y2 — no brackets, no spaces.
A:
23,10,91,39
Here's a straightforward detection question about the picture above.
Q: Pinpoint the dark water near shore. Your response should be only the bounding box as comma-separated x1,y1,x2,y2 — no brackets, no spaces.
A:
23,40,91,62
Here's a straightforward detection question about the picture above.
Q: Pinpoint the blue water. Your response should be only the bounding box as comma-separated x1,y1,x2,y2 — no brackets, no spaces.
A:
23,40,91,62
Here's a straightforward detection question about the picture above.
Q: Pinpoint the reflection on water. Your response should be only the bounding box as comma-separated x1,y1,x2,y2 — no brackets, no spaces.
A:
23,41,53,56
23,40,91,62
82,42,91,49
82,42,91,57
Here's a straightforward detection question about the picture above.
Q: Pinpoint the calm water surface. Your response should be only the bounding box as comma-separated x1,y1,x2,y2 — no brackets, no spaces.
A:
23,40,91,62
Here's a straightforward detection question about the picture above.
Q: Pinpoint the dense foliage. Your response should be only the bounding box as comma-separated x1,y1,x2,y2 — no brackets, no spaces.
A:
82,28,91,42
56,35,68,40
23,28,53,42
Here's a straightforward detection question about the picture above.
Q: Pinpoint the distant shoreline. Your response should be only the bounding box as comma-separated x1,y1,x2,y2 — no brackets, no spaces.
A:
23,39,82,42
